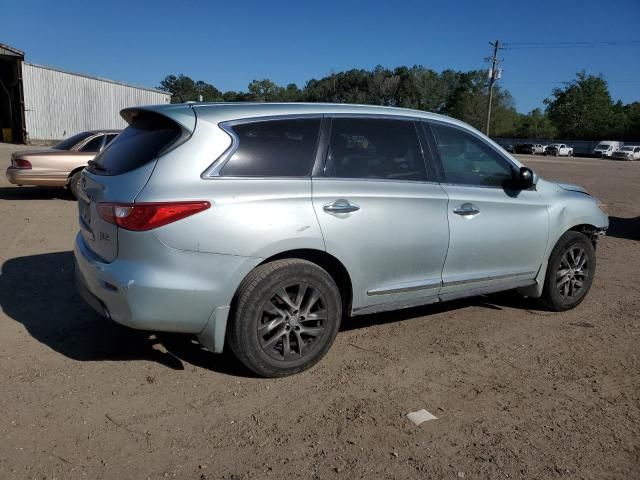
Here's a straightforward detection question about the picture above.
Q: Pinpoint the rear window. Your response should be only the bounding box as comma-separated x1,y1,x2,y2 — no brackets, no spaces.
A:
79,135,104,153
87,111,181,176
220,118,321,177
53,131,93,150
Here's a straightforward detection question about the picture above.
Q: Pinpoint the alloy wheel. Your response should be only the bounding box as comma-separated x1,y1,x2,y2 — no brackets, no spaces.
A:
257,283,327,361
556,246,589,300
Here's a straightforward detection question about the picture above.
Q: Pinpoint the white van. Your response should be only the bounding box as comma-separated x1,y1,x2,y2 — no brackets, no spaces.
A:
593,141,622,157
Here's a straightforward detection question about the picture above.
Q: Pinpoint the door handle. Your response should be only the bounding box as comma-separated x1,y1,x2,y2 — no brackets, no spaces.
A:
453,203,480,216
323,199,360,214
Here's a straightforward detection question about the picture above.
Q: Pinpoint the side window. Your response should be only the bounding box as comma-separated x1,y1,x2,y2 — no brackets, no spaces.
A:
104,134,118,148
430,123,514,187
325,118,428,181
79,135,105,153
221,118,321,177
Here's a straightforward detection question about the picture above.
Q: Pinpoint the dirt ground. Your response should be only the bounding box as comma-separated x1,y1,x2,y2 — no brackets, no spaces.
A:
0,144,638,480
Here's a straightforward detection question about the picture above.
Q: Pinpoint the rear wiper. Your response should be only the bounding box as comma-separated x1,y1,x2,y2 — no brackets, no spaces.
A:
87,160,107,172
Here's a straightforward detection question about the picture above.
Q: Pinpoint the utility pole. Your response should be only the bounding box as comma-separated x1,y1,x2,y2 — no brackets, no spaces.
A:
484,40,503,136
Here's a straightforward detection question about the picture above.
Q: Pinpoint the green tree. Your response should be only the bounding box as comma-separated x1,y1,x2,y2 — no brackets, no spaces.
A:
516,108,557,139
624,102,640,140
544,71,615,139
158,67,640,141
248,79,284,101
158,74,222,103
283,83,302,102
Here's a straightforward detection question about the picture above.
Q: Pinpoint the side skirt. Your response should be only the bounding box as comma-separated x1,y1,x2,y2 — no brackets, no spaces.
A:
351,278,538,317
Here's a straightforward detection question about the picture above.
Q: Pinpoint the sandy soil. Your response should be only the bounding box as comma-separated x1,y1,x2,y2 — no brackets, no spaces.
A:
0,144,638,479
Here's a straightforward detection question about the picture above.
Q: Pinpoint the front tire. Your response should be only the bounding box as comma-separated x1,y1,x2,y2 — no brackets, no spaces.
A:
541,231,596,311
228,259,342,377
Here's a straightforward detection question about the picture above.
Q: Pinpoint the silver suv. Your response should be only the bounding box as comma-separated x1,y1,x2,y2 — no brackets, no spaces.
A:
74,103,608,377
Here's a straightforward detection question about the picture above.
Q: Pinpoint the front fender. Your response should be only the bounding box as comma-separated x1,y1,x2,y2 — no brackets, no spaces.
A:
518,179,608,298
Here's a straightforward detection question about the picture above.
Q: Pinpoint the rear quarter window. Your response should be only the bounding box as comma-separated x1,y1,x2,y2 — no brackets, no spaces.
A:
87,111,181,176
220,118,321,177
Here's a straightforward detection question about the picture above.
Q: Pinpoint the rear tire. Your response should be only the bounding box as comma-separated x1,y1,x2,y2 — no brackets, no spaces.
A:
541,231,596,311
68,169,83,199
227,259,342,377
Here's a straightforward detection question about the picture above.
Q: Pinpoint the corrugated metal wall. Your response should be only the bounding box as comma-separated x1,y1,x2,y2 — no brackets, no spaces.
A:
22,62,170,141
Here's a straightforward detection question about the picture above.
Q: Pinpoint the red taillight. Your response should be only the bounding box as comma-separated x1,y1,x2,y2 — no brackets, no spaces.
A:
97,201,210,231
12,158,32,169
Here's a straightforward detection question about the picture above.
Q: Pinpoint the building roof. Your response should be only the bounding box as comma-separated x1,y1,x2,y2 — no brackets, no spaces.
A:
23,61,169,95
0,43,25,58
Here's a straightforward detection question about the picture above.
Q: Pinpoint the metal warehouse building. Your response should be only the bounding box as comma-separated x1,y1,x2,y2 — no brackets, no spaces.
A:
0,43,170,144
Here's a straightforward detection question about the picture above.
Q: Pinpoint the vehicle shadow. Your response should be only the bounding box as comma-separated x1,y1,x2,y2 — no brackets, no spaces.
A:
1,251,548,377
0,251,254,377
607,216,640,241
0,186,74,200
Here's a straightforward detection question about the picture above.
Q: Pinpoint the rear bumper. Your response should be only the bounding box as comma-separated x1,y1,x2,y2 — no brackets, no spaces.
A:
75,264,110,319
73,232,261,349
6,166,68,186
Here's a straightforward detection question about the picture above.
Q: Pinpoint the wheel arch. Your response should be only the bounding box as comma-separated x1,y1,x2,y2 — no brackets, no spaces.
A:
519,222,603,299
257,249,353,315
567,223,604,247
66,166,85,185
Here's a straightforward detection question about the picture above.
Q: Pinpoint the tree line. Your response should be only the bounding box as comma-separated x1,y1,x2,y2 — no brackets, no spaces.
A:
158,67,640,141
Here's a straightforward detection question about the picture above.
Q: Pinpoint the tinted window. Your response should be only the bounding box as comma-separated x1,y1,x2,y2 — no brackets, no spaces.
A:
104,133,118,146
53,131,93,150
79,135,104,153
221,118,321,177
431,123,514,187
325,118,427,181
88,112,180,176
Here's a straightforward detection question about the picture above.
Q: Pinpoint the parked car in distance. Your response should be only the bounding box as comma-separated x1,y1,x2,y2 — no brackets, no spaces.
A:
74,103,608,377
611,145,640,161
593,141,622,158
500,143,515,153
545,143,573,157
521,143,547,155
513,143,526,154
6,130,120,198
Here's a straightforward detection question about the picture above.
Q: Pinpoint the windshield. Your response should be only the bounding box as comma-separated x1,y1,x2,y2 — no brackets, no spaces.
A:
620,146,633,151
595,143,611,150
53,131,94,150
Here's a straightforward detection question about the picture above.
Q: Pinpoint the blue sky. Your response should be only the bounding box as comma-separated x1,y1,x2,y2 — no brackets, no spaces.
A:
3,0,639,112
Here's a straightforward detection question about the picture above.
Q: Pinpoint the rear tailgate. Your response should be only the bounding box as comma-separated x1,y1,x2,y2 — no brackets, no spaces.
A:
78,106,194,262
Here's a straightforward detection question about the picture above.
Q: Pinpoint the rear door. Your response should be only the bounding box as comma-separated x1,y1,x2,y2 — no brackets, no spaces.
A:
312,116,449,313
425,121,549,298
78,110,188,262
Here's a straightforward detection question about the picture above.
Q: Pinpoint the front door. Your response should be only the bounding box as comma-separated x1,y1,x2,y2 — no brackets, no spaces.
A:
426,121,549,299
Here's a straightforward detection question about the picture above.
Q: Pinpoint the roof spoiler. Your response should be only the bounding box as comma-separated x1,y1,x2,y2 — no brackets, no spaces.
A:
120,104,196,134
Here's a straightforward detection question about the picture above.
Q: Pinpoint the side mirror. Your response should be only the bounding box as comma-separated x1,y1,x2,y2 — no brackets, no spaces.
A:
518,167,535,189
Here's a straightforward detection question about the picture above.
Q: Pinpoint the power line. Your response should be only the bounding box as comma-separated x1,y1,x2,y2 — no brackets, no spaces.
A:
503,40,640,50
